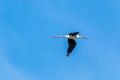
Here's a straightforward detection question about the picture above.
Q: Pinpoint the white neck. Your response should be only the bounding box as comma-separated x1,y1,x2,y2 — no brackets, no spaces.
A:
77,35,87,39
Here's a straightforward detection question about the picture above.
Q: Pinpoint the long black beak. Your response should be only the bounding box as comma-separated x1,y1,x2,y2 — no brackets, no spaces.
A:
84,37,88,39
82,36,88,39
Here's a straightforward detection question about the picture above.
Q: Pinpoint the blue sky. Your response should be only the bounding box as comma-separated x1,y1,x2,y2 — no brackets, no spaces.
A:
0,0,120,80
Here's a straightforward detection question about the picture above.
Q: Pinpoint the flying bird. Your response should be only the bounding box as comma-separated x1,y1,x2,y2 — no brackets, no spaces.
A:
53,32,87,57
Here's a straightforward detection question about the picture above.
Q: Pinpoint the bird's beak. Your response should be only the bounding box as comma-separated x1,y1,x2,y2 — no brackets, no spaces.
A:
84,37,88,39
82,36,88,39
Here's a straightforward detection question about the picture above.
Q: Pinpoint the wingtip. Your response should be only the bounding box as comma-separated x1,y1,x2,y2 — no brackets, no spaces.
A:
66,54,69,57
66,53,70,57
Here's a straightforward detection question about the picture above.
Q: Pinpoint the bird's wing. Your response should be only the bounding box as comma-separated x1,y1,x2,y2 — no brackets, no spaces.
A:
67,39,76,57
69,32,79,36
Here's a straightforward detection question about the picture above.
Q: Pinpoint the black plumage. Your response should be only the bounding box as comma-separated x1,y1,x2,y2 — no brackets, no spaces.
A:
66,32,79,57
69,32,79,36
67,39,76,57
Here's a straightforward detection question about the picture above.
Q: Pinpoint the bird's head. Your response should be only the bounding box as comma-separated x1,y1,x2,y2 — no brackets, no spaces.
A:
78,35,88,39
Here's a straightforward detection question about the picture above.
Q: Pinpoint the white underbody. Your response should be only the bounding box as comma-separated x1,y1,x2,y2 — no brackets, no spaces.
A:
64,35,82,39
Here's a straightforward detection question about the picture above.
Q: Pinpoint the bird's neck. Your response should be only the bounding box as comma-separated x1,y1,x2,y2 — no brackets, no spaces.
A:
77,35,82,38
77,35,87,39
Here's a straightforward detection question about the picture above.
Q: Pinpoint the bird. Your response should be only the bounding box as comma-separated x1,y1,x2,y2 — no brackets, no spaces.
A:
52,32,87,57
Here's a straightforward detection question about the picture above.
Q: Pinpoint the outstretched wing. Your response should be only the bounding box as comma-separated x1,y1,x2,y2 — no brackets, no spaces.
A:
69,32,79,36
67,39,76,57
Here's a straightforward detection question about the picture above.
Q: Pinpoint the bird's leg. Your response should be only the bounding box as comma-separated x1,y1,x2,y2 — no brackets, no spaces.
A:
52,36,64,38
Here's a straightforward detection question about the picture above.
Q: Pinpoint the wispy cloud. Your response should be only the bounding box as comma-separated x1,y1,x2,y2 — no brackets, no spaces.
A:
0,50,33,80
0,33,38,80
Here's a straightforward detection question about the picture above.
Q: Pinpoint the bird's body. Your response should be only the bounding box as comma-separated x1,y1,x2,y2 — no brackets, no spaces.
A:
63,35,82,39
53,32,87,57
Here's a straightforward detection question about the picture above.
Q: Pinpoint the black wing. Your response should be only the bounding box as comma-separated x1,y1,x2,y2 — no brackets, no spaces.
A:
69,32,79,36
67,39,76,57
